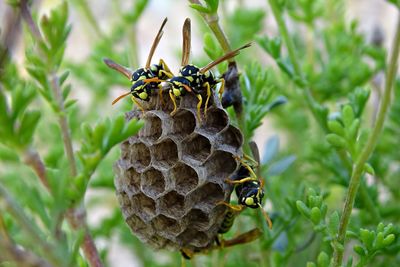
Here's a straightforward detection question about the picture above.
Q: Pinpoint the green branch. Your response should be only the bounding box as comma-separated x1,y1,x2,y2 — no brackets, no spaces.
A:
333,14,400,267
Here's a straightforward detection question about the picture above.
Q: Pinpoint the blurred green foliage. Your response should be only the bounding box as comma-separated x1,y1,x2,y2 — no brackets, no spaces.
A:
0,0,399,267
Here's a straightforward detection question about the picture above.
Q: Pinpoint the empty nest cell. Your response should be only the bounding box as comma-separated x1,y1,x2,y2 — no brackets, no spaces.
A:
151,139,178,169
181,134,212,164
139,114,162,143
131,193,156,221
216,125,243,152
202,108,228,134
204,150,237,180
125,214,155,238
128,142,151,171
151,214,182,236
182,208,210,231
141,168,166,198
166,109,196,139
159,190,186,217
170,163,199,195
125,167,141,194
177,228,210,248
188,182,225,207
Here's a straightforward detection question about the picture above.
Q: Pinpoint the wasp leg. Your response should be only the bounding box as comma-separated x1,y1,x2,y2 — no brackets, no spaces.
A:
222,228,262,248
242,154,259,168
196,94,203,122
159,59,174,78
169,90,178,115
224,177,255,185
218,78,225,100
158,85,164,107
216,201,244,212
203,82,211,118
131,96,145,115
233,156,258,180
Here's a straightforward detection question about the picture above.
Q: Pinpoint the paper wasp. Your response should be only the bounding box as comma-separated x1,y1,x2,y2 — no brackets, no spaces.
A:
219,141,273,230
103,17,173,112
166,18,251,121
180,228,262,260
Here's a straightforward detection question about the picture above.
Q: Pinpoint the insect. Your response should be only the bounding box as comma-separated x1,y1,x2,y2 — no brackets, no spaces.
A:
167,18,251,120
103,17,173,112
219,141,273,229
180,228,262,260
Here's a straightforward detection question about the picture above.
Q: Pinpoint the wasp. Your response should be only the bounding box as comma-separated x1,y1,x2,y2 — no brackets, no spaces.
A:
180,228,262,260
166,18,251,120
219,141,273,230
103,17,173,112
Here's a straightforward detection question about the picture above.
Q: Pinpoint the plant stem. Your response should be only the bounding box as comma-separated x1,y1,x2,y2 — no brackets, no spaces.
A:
188,0,244,124
332,14,400,266
20,3,103,267
23,147,50,191
72,0,103,38
0,184,61,265
0,238,54,267
267,0,382,223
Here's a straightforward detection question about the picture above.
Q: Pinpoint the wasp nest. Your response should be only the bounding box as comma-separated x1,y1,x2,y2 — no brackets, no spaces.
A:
114,87,243,252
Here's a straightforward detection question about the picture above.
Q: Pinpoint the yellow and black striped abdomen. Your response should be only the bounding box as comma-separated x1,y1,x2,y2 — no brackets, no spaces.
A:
218,210,236,234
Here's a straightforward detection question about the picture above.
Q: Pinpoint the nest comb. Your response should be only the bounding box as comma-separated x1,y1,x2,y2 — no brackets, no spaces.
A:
114,86,243,252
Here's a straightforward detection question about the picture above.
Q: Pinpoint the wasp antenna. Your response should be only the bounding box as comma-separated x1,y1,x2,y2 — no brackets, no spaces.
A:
112,91,132,105
181,18,191,66
146,17,168,69
258,203,273,229
200,42,252,73
103,58,132,79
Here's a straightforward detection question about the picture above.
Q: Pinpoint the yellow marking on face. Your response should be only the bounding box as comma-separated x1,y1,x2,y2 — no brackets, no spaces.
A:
138,75,146,81
138,91,148,100
173,88,181,97
186,76,194,82
245,197,254,206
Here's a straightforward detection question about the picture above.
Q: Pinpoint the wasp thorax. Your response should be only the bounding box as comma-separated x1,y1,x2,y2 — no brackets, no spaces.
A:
114,88,244,252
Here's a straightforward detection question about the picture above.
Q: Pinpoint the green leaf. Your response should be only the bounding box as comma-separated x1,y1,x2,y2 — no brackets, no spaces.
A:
189,4,211,13
382,234,395,246
363,163,375,175
353,245,366,256
296,200,311,218
310,207,321,224
267,155,296,176
328,211,340,236
326,134,347,148
18,111,42,146
317,251,329,267
342,105,354,128
327,120,345,136
262,135,279,164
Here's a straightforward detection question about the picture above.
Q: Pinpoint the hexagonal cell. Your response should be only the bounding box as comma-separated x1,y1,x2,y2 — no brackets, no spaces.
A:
151,214,182,236
139,114,162,143
204,150,237,180
192,182,225,207
116,191,131,208
166,109,196,139
170,163,199,195
216,125,243,152
148,234,169,249
131,193,156,221
126,214,155,238
120,141,130,161
151,139,178,169
125,167,140,194
128,142,151,171
159,191,185,217
183,209,210,231
202,108,228,134
177,228,210,248
181,134,211,164
141,168,165,198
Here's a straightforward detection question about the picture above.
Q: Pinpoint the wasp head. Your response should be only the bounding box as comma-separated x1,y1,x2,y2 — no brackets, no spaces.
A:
238,181,265,209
